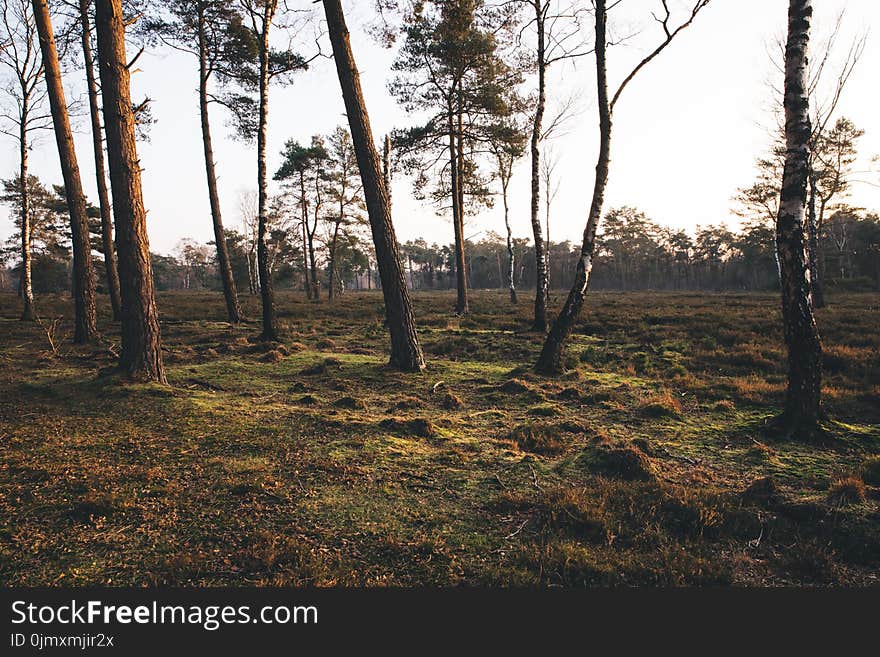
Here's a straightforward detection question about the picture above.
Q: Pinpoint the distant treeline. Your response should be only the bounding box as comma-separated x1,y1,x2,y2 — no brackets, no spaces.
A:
4,202,878,297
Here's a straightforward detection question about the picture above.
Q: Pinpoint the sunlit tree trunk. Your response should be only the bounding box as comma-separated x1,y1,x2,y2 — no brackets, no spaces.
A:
19,119,35,321
95,0,166,382
197,3,243,324
79,0,121,321
498,160,516,304
322,0,425,371
806,170,825,308
33,0,98,344
775,0,822,435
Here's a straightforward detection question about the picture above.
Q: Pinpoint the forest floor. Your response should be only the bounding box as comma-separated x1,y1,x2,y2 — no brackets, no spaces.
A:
1,289,879,587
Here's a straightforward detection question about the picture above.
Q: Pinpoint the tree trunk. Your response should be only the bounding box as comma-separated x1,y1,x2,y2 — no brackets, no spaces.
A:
247,241,257,294
817,197,828,300
33,0,98,344
448,98,468,315
530,2,548,332
774,0,822,436
299,172,312,299
256,5,277,341
457,112,469,314
95,0,165,382
198,5,243,324
806,170,825,308
307,223,319,300
308,175,321,300
322,0,425,372
19,120,35,321
328,217,341,300
535,0,611,375
502,178,516,304
79,0,121,321
383,134,392,208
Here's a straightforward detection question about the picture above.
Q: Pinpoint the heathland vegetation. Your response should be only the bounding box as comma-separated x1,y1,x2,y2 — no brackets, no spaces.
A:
0,0,878,586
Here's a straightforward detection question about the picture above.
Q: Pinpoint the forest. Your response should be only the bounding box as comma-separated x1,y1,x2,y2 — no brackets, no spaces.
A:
0,0,879,591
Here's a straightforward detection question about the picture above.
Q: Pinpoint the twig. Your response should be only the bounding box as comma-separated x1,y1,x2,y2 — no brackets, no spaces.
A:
528,463,543,492
504,519,528,540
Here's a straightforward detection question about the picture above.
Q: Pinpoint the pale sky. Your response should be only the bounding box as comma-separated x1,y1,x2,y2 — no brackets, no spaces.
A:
1,0,878,256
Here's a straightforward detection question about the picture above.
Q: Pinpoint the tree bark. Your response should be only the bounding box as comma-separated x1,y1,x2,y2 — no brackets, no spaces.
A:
19,120,35,321
530,0,548,331
328,220,340,300
95,0,166,382
33,0,98,344
79,0,121,321
197,3,243,324
322,0,425,372
535,0,611,375
383,134,392,208
448,98,468,315
775,0,822,435
308,174,321,300
299,172,312,299
502,172,516,304
256,3,277,341
806,170,825,308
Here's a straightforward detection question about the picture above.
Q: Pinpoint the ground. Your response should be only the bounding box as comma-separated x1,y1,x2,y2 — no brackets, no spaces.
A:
1,289,878,587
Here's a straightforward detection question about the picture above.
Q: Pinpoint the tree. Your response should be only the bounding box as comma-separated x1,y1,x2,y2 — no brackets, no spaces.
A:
766,14,865,308
275,136,329,300
535,0,711,374
809,116,863,306
1,174,70,267
489,112,526,304
508,0,589,330
321,0,425,372
32,0,98,343
540,143,562,286
74,0,121,320
773,0,822,437
237,188,259,293
147,0,250,324
323,126,366,300
0,0,51,321
235,0,313,340
95,0,166,382
390,0,518,315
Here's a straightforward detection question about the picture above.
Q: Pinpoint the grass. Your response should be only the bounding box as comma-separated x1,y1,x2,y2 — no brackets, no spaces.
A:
0,289,878,586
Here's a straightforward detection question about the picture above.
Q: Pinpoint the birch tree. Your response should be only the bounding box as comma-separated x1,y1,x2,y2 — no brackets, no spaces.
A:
0,0,50,321
535,0,711,374
773,0,822,436
506,0,590,330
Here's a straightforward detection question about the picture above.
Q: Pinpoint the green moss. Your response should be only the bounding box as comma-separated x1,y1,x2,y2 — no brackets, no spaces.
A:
1,289,878,587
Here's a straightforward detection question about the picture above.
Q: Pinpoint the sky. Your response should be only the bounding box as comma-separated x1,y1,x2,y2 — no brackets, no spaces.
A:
1,0,879,256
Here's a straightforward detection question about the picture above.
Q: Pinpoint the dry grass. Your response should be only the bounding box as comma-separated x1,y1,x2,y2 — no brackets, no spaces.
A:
1,289,878,587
